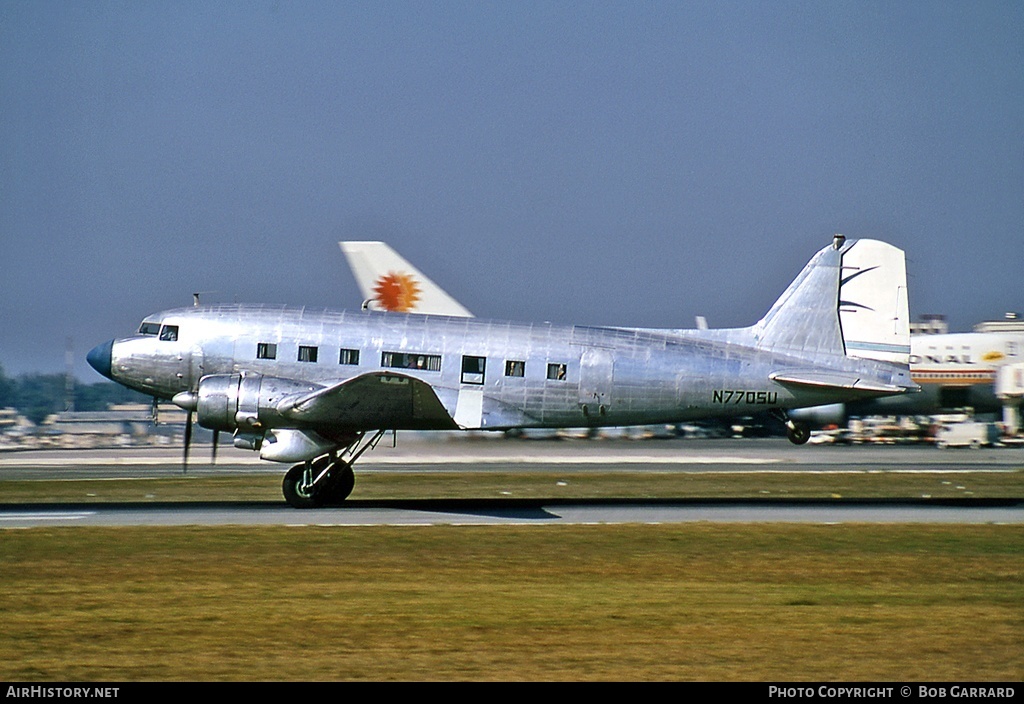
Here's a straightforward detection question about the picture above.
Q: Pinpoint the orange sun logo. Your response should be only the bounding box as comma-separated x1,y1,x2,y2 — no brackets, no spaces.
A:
373,272,422,312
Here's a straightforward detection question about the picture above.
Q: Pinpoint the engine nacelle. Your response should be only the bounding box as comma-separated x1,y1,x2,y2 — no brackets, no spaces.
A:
192,373,319,433
789,403,848,428
259,428,339,463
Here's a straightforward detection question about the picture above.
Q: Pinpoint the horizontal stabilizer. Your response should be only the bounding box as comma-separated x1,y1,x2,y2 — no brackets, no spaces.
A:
279,371,458,430
770,370,909,396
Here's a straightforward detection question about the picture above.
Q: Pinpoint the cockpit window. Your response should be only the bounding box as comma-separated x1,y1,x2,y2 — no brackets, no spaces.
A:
159,325,179,342
139,322,161,336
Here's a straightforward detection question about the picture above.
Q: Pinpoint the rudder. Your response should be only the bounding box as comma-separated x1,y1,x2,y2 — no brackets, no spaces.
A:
837,239,910,365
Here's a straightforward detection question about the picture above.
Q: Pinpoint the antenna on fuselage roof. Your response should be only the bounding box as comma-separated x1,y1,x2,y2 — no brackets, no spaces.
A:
192,291,218,306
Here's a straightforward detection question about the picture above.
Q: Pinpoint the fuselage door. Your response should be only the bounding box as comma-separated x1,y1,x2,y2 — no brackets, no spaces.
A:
579,347,614,415
455,355,487,429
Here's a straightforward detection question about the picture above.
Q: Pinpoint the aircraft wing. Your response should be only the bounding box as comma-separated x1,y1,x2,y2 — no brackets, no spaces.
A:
770,370,912,396
278,371,459,430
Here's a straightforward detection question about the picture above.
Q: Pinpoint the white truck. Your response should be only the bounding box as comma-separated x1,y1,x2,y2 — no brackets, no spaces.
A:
935,421,1001,449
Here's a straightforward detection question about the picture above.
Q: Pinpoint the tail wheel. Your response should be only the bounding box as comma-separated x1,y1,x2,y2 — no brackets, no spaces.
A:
787,422,811,445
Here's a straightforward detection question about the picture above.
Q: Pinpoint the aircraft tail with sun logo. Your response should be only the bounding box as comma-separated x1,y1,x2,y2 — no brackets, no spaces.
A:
340,241,474,317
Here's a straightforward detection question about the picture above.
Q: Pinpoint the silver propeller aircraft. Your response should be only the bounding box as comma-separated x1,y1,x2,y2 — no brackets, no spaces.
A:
87,235,916,507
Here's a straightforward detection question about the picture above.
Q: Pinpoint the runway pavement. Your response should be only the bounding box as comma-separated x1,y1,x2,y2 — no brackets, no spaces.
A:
1,438,1020,526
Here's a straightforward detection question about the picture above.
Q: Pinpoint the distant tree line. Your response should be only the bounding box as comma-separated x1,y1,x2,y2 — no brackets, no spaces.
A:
0,363,149,425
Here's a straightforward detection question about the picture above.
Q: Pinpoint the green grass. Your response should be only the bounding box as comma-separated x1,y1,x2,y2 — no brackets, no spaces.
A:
1,465,1020,680
0,524,1020,681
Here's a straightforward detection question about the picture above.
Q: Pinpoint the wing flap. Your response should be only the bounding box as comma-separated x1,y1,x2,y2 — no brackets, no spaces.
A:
278,371,459,430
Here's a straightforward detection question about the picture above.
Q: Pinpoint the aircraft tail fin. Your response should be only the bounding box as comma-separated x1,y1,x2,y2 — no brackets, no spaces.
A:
756,236,910,365
339,241,474,317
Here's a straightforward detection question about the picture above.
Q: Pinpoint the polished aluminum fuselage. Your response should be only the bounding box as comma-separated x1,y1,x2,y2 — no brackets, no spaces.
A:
106,304,908,431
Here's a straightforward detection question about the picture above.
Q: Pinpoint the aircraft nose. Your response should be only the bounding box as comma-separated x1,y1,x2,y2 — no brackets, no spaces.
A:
86,339,113,379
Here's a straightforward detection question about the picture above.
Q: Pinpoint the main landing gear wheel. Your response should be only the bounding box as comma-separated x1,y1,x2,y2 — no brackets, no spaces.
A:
786,422,811,445
282,457,356,508
319,461,355,505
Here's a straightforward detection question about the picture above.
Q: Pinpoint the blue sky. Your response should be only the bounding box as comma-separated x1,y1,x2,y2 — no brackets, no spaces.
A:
1,1,1021,379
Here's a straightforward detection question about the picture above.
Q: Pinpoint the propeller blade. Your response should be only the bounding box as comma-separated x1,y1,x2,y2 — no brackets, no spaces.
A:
211,430,219,465
183,409,193,474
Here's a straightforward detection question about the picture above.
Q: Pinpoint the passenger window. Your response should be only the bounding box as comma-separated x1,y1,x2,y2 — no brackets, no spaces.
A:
159,325,179,342
461,356,486,385
547,363,567,381
138,322,160,336
298,346,318,363
505,360,526,377
257,343,277,360
339,348,360,365
381,351,441,371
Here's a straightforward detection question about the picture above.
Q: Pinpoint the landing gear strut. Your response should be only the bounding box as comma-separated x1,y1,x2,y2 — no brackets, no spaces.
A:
770,409,811,445
282,458,355,508
281,430,385,508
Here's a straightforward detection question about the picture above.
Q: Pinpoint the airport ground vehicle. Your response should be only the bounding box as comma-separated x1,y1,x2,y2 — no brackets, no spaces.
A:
935,421,1001,449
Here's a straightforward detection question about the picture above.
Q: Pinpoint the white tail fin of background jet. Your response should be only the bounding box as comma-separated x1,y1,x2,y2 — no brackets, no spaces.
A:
755,235,911,365
340,241,474,317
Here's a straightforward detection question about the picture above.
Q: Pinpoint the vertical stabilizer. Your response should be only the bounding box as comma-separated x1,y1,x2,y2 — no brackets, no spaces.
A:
755,240,845,356
755,237,910,365
339,241,474,317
